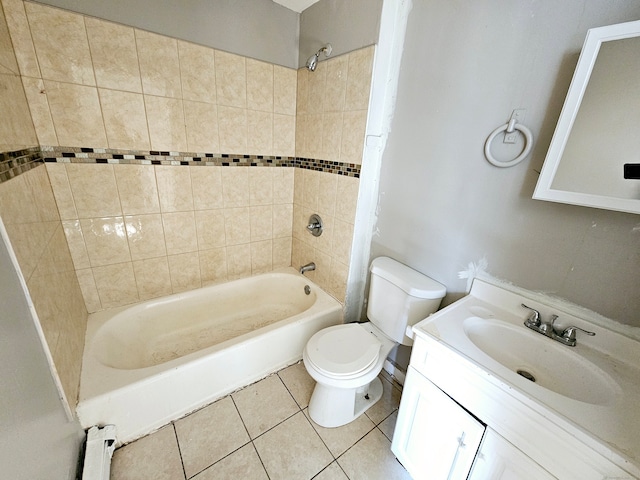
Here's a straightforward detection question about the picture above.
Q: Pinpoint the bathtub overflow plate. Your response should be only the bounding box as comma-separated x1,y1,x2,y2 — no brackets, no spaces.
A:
304,285,311,295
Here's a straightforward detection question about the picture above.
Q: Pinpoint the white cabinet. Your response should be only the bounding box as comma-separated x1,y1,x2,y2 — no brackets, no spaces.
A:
391,367,485,480
393,366,556,480
469,429,555,479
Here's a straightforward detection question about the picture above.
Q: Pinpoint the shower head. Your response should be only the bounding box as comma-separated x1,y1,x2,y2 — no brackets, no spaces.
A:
306,43,332,72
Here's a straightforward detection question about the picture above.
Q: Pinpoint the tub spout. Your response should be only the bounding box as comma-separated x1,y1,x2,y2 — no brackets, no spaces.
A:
299,262,316,275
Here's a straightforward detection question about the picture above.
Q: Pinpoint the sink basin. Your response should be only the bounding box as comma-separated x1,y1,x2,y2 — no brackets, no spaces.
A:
463,317,619,406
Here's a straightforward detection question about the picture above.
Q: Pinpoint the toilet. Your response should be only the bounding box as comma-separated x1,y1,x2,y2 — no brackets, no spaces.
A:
303,256,446,428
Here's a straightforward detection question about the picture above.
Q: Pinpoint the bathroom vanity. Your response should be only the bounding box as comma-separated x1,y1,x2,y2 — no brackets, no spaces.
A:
391,279,639,479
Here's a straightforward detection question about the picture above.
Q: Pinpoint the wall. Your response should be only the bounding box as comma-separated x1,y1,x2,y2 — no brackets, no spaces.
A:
373,0,640,326
0,224,83,480
34,0,300,68
299,0,382,67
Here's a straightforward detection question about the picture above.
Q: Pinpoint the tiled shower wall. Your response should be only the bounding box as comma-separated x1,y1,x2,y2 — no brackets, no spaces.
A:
0,0,373,407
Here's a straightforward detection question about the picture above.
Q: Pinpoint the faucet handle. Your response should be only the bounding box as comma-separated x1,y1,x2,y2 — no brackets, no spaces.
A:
561,325,596,345
521,304,541,327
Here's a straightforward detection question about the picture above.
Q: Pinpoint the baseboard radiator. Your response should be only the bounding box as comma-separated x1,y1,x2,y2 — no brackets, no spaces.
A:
82,425,117,480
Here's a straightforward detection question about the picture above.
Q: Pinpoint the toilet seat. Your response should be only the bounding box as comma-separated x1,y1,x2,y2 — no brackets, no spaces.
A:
305,324,381,378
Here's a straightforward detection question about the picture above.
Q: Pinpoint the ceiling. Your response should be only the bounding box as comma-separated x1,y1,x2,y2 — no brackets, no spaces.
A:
272,0,319,13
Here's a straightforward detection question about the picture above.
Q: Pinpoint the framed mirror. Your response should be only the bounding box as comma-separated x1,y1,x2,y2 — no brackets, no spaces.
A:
533,20,640,214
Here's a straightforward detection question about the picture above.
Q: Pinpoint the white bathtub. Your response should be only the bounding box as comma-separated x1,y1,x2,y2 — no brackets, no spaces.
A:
76,268,342,445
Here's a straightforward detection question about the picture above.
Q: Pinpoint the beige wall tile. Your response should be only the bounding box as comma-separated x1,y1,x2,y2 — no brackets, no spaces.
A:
312,212,333,256
293,168,304,205
272,237,291,269
331,218,353,265
296,68,310,115
221,167,249,207
86,17,141,93
274,65,296,115
62,219,90,269
246,58,273,113
23,163,58,222
302,169,319,210
291,203,305,241
162,211,197,254
76,268,101,312
218,105,247,154
317,171,337,217
191,166,223,210
45,163,77,219
0,174,37,223
335,175,359,223
0,73,38,149
25,2,95,85
247,110,273,155
226,243,251,280
145,95,188,152
340,110,367,165
21,76,58,146
321,112,343,162
66,164,121,218
80,216,131,267
294,113,308,158
312,248,332,291
250,205,272,242
345,46,374,111
100,89,150,150
114,164,160,215
184,100,219,152
168,252,201,293
93,262,139,308
215,50,246,108
224,207,250,245
0,4,17,75
136,29,181,98
4,222,54,281
306,114,323,159
1,0,40,77
155,165,194,212
324,55,348,112
273,167,294,205
251,239,272,275
272,114,295,158
307,61,326,114
249,167,273,206
178,40,216,104
199,247,227,286
329,258,348,303
45,80,108,148
195,209,226,250
133,256,172,301
125,214,167,260
273,203,293,238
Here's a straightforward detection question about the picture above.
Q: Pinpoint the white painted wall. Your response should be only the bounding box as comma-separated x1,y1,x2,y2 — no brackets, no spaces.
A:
0,223,83,479
36,0,300,68
372,0,640,327
299,0,382,67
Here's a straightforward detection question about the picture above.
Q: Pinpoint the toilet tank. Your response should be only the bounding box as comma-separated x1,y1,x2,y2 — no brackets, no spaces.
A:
367,257,446,346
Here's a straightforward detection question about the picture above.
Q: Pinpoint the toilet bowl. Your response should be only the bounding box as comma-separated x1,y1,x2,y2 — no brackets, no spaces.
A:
303,257,446,428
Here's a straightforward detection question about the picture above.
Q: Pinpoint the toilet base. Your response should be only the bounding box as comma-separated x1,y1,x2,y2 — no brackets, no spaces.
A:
308,377,383,428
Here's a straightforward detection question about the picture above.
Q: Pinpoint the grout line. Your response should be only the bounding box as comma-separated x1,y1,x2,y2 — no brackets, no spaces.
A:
170,422,188,480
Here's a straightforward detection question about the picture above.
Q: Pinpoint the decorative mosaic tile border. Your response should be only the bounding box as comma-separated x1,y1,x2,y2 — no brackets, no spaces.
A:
40,146,362,177
0,147,43,183
0,146,361,185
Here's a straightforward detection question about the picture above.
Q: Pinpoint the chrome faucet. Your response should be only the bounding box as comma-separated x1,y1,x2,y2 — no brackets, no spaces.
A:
521,304,595,347
299,262,316,275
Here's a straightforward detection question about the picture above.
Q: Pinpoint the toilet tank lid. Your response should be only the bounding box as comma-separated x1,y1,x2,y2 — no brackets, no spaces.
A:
370,257,446,299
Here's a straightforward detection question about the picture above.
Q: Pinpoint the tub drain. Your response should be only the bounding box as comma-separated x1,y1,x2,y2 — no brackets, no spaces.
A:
517,369,536,382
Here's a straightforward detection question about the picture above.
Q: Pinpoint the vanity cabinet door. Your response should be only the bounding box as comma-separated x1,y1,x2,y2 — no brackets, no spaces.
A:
468,428,556,479
391,367,485,480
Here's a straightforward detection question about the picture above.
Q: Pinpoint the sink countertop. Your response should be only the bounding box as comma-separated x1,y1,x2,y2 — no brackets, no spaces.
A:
412,279,640,477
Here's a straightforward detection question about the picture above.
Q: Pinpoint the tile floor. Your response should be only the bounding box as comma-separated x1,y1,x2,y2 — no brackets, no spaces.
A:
110,362,412,480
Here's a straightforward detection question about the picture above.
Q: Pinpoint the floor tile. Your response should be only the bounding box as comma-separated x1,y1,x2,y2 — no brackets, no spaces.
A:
254,411,334,480
191,443,268,480
232,373,300,438
110,425,184,480
338,428,411,480
278,361,316,408
174,396,250,478
378,410,398,441
304,408,375,457
313,461,349,480
364,375,402,425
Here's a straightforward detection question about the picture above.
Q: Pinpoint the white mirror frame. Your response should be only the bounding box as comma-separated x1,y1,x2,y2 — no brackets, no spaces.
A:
533,20,640,215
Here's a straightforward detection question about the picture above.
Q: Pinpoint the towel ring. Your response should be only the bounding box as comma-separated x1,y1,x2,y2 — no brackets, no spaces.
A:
484,122,533,168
